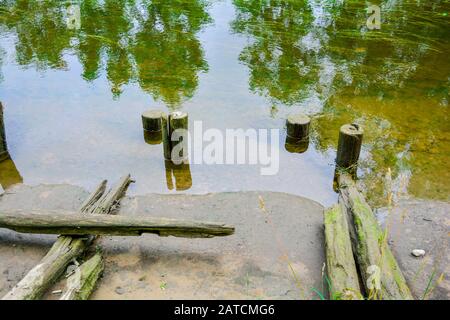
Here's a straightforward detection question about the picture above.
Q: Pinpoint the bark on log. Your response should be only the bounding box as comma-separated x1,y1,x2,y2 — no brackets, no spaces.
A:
60,252,104,300
324,204,362,300
338,174,413,300
0,211,235,238
2,176,132,300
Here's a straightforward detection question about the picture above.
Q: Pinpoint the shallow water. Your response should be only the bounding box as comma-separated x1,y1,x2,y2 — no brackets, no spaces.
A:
0,0,448,207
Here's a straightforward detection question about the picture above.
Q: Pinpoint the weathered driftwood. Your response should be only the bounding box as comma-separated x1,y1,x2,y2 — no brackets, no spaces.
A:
0,211,235,238
324,204,362,300
60,252,104,300
91,175,133,214
338,174,413,300
2,176,132,300
79,180,107,213
0,102,9,162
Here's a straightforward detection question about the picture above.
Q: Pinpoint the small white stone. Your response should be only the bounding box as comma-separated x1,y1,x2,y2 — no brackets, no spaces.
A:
411,249,426,257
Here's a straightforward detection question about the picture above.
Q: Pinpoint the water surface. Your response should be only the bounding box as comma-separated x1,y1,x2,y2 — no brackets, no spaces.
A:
0,0,449,207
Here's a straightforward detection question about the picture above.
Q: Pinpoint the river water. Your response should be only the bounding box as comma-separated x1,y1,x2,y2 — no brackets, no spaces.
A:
0,0,448,207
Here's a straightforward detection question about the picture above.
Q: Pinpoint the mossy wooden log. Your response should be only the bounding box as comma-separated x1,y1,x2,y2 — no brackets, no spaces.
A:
336,124,363,173
2,176,132,300
169,111,189,163
0,102,9,162
0,211,235,238
324,204,362,300
60,252,104,300
338,174,413,300
142,110,163,132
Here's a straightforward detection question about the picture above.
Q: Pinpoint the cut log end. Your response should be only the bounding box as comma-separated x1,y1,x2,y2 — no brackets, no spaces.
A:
286,113,310,140
142,110,164,132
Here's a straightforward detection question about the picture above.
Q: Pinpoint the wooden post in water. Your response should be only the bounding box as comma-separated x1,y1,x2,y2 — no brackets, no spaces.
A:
142,110,163,132
0,102,8,162
285,113,310,153
336,124,363,171
161,114,172,160
169,111,189,163
142,110,163,145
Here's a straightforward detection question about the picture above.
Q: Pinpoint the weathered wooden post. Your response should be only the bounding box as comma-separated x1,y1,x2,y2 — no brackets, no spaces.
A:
159,111,189,161
285,113,310,153
142,110,163,145
0,102,9,162
336,123,363,171
161,114,172,160
334,124,363,188
142,110,163,132
169,111,189,163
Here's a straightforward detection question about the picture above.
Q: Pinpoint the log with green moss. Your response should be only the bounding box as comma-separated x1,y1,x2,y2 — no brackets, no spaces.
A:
324,204,362,300
338,174,413,300
0,210,235,238
60,252,104,300
2,176,132,300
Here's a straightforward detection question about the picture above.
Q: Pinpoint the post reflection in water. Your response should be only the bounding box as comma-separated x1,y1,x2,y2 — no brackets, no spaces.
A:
164,160,192,191
0,0,211,108
143,131,163,145
284,135,309,154
0,103,22,189
0,157,23,190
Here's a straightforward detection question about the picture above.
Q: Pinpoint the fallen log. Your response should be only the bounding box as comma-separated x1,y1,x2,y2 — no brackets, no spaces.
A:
338,174,413,300
324,204,362,300
2,176,132,300
0,210,235,238
60,252,104,300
